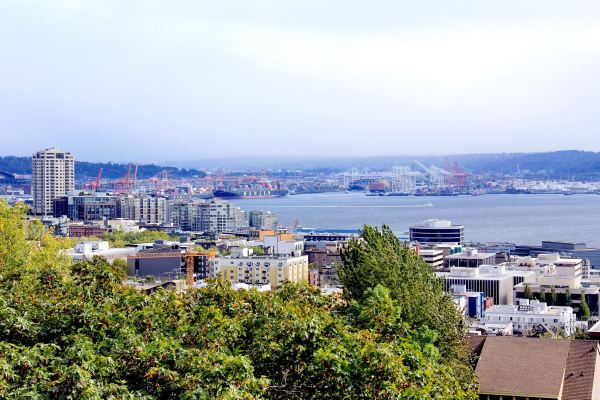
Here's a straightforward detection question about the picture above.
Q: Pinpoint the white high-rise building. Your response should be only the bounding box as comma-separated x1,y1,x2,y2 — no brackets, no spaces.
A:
32,148,75,215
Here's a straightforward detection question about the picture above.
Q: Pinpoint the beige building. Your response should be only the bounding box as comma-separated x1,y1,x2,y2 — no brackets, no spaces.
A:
32,148,75,215
212,255,309,290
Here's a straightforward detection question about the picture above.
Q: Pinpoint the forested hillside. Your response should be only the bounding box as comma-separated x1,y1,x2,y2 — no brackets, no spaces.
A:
0,156,205,179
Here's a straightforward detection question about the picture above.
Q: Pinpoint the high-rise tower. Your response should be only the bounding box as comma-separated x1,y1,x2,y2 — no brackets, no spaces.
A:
32,148,75,215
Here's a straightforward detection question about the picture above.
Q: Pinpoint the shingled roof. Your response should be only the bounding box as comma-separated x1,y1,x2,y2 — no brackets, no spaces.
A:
562,340,599,400
471,336,600,399
476,337,571,398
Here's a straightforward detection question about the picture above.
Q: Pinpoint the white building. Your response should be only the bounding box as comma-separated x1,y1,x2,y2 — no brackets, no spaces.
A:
263,234,304,256
483,299,576,336
32,148,75,215
418,248,444,269
68,240,138,262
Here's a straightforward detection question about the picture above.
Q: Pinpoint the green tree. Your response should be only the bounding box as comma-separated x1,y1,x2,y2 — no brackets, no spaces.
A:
539,287,546,302
550,286,558,305
523,284,533,300
566,287,572,307
111,258,129,278
338,225,473,366
580,289,591,320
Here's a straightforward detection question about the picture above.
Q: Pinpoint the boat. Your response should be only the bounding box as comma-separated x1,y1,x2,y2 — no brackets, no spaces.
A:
213,188,289,199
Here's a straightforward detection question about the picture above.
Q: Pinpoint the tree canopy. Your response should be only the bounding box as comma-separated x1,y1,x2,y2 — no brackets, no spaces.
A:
0,202,476,399
338,225,473,363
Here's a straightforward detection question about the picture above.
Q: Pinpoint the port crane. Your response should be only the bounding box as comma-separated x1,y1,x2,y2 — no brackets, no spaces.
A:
84,168,103,191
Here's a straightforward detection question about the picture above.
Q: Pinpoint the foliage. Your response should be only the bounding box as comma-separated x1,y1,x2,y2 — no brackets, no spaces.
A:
246,246,265,255
580,289,591,320
101,230,179,248
538,287,546,302
111,258,129,278
523,284,533,300
337,225,475,368
566,287,572,307
550,286,557,306
0,204,477,399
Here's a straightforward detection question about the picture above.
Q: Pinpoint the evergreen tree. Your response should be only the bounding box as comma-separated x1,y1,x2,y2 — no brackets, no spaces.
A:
580,289,591,320
523,284,533,300
338,225,473,368
539,287,546,302
550,286,558,305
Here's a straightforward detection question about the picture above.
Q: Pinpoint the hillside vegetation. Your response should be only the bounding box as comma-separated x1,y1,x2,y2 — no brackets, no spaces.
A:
0,200,476,399
0,156,205,179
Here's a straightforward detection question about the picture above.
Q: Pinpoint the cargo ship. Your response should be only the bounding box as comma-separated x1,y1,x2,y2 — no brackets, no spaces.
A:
212,188,289,199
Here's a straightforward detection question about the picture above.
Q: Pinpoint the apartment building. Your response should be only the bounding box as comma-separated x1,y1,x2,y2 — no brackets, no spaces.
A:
32,148,75,215
212,255,309,290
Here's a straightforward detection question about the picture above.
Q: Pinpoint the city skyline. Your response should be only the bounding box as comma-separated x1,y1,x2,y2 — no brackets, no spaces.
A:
2,1,600,162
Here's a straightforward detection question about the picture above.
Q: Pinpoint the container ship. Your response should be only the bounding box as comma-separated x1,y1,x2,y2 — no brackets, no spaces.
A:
212,183,289,199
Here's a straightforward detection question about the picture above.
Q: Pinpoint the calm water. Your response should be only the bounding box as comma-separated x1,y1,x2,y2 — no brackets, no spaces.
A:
230,192,600,247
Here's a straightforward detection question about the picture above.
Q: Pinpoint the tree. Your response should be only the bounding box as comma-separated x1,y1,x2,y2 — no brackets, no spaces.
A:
111,258,129,278
566,287,572,307
550,286,558,306
539,287,546,302
580,289,591,320
523,284,533,300
0,206,478,399
338,225,473,367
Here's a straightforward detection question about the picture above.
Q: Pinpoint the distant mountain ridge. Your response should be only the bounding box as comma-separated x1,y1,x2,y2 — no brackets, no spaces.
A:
169,150,600,178
0,156,205,179
3,150,600,179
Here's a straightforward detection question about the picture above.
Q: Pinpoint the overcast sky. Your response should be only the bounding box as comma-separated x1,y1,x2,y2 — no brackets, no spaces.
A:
1,0,600,162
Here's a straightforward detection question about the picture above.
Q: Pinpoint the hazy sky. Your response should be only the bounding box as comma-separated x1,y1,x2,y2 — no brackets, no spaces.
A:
2,0,600,162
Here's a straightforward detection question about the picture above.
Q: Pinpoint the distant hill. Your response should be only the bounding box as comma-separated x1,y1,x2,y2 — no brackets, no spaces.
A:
0,157,206,179
170,150,600,179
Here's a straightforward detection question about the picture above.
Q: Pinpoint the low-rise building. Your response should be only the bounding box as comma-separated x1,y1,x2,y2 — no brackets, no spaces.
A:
445,248,496,268
68,223,109,238
127,243,216,281
211,255,309,291
483,299,576,337
68,240,138,262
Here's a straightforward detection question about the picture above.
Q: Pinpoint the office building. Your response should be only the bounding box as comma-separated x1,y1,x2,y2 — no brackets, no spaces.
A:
67,192,117,221
409,219,464,245
438,265,535,305
32,148,75,215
